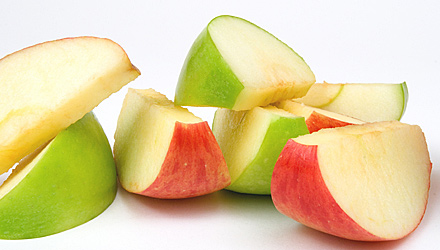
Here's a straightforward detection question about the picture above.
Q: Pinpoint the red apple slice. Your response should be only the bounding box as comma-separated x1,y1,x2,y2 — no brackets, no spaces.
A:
114,88,230,199
276,100,364,133
271,121,432,241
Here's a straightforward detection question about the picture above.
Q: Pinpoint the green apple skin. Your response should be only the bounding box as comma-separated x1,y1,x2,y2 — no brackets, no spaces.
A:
175,15,315,110
213,107,309,195
399,82,409,119
0,112,117,239
228,117,309,194
175,18,245,109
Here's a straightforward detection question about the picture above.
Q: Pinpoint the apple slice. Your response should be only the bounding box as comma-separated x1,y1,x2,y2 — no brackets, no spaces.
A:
292,81,343,107
276,100,364,133
175,15,315,110
294,82,408,122
271,121,432,241
0,37,140,175
212,106,309,194
0,112,117,239
114,88,230,199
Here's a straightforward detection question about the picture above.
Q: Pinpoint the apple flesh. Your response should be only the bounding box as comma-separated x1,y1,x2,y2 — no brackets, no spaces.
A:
212,106,309,194
276,100,364,133
294,82,408,122
0,36,140,175
0,112,117,239
271,121,432,241
175,15,315,110
114,88,230,199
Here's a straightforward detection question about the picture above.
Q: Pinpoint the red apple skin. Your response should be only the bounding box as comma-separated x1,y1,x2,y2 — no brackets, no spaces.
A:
306,111,356,133
271,139,385,241
138,121,231,199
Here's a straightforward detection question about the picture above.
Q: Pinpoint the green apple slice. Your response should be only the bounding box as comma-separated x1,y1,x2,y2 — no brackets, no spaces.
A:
175,15,315,110
212,106,309,194
294,82,408,122
0,112,117,239
0,37,140,175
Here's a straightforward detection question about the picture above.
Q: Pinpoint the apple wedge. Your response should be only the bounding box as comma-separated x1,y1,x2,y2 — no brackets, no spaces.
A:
212,106,309,194
271,121,432,241
0,37,140,175
175,15,315,110
114,88,230,199
276,100,364,133
0,113,117,239
294,82,408,122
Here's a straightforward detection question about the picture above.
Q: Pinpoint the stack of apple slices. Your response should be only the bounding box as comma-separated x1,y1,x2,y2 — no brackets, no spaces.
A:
0,37,140,239
174,15,432,242
0,37,140,174
114,88,230,199
112,14,317,200
175,15,318,196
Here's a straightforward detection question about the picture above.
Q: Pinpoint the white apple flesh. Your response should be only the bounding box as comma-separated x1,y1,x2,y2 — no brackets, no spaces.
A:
271,121,432,241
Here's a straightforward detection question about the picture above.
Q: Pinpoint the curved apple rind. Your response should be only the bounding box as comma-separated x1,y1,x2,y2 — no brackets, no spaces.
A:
140,121,231,199
276,100,364,133
175,15,315,111
272,121,431,241
0,112,117,240
399,81,409,120
272,140,382,241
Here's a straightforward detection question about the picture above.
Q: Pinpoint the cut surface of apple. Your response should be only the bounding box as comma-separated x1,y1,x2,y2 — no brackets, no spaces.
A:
293,82,408,122
212,106,309,194
175,15,315,110
271,121,431,241
276,100,364,133
114,88,230,199
0,36,140,175
0,112,117,239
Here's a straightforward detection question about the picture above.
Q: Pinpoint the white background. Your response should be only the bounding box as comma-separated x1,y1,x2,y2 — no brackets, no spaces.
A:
1,1,439,249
